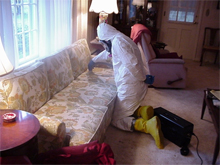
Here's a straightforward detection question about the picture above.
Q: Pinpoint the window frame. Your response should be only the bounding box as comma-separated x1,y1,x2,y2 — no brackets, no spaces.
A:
167,0,198,24
11,0,39,66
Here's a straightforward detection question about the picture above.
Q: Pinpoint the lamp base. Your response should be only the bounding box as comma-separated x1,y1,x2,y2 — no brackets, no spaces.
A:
99,12,108,24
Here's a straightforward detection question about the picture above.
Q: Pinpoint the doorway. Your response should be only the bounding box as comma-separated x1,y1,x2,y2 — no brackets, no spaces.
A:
159,0,203,59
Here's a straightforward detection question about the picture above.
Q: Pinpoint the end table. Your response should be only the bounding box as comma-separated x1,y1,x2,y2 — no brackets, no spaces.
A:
0,109,40,163
201,89,219,164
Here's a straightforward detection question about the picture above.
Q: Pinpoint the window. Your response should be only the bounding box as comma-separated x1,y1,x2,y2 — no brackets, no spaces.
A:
2,0,72,68
168,0,197,23
11,0,38,66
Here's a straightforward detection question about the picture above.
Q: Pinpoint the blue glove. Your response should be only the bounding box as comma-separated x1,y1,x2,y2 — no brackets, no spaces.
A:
144,75,155,85
88,60,95,71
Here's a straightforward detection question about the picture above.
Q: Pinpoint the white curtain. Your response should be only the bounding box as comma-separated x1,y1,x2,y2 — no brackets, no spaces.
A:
0,0,15,66
0,0,72,67
72,0,88,42
38,0,72,58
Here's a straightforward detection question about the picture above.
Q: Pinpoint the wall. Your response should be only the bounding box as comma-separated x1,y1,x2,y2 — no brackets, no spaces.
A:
87,0,98,52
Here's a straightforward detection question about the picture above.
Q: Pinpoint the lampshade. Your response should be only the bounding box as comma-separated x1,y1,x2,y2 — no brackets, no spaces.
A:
0,37,14,76
132,0,145,6
89,0,118,14
147,2,152,9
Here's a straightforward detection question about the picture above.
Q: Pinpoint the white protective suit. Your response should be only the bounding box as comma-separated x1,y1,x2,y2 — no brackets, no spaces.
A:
93,23,148,131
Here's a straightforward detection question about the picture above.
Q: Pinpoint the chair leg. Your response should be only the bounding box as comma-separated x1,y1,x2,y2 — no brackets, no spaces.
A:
214,51,219,64
201,91,206,119
200,49,205,66
212,134,219,165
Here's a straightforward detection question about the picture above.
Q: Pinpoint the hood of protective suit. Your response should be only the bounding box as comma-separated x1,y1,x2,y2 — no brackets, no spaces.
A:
97,23,119,41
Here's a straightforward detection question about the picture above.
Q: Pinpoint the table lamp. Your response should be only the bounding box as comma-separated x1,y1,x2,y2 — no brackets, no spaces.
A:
147,2,152,10
89,0,119,24
132,0,145,7
0,36,14,77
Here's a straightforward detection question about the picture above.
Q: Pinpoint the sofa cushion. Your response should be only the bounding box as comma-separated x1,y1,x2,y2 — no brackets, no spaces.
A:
42,49,74,98
53,80,117,106
35,99,114,146
66,39,91,79
0,62,50,113
35,66,117,147
76,68,116,86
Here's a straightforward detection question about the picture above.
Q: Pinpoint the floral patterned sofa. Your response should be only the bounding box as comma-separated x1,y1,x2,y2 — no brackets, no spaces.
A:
0,39,117,153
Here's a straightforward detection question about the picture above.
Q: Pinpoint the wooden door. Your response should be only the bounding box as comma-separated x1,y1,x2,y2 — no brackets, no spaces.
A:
159,0,203,59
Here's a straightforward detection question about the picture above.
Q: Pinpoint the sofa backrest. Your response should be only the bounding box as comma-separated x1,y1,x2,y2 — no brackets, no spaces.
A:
66,39,91,79
40,39,91,97
0,39,92,112
41,49,74,98
0,62,50,113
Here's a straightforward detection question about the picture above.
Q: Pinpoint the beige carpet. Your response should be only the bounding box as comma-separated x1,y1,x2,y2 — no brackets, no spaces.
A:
104,60,219,165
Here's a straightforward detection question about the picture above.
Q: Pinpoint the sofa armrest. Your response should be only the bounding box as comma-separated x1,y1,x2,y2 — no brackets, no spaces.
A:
34,114,67,153
149,58,185,64
147,58,187,88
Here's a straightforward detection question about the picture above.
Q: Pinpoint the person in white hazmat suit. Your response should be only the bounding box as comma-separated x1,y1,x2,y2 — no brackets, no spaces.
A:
88,23,164,149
